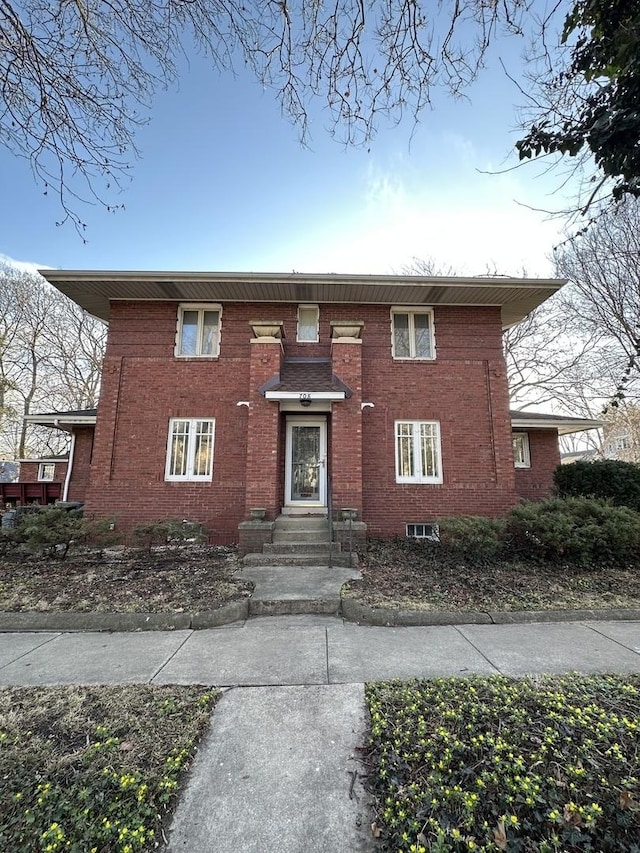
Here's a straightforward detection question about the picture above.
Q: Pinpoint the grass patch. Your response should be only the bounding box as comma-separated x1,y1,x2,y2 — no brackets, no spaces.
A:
0,685,218,851
365,674,640,852
0,545,251,613
346,539,640,611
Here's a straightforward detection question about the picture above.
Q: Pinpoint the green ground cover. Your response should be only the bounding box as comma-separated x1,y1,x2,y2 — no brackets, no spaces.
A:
365,675,640,852
0,685,217,852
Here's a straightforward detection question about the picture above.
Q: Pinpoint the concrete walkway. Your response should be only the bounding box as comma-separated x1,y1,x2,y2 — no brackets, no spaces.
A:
2,617,639,853
1,616,639,686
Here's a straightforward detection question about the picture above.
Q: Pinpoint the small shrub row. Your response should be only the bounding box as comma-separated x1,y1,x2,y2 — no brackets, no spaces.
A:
555,459,640,511
436,497,640,567
0,508,204,560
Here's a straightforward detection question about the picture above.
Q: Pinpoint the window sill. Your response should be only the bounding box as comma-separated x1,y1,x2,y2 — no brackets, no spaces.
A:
391,356,436,362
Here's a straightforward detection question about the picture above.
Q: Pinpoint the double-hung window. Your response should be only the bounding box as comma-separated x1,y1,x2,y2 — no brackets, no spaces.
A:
176,304,221,357
165,418,215,481
512,432,530,468
391,308,434,359
395,421,442,484
297,304,319,342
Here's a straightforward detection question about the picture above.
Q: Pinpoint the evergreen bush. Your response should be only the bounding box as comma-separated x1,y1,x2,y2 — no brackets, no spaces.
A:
15,506,87,559
554,459,640,511
505,496,640,566
437,516,506,564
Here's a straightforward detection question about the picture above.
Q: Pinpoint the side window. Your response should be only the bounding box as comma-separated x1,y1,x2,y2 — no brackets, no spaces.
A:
297,305,319,342
165,418,215,481
38,463,55,481
175,304,221,357
512,432,531,468
395,420,442,483
391,309,435,359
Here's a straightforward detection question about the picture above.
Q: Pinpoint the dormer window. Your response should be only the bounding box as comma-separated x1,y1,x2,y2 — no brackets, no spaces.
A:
176,304,221,357
297,305,319,342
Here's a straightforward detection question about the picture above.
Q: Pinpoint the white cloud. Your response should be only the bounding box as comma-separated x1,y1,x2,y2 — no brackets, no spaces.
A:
279,146,562,277
0,253,52,273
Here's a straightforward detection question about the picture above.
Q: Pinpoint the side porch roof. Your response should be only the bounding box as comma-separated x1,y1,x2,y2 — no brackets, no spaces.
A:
510,410,602,436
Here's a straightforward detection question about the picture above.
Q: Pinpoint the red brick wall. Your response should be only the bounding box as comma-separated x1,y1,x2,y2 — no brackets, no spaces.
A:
515,429,560,501
359,305,518,536
67,427,95,503
19,460,68,483
84,300,526,539
330,339,363,513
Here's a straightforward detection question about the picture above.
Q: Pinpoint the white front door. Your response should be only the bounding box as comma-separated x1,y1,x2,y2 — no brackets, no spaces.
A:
285,418,327,507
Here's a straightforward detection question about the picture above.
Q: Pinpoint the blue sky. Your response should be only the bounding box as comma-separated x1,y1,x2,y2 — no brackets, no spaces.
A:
1,18,571,277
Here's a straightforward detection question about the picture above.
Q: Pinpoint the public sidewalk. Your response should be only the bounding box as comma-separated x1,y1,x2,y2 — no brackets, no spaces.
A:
1,615,639,686
2,617,639,853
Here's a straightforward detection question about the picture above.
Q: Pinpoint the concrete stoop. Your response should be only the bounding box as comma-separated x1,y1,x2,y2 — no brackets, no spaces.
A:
236,565,363,617
242,513,359,572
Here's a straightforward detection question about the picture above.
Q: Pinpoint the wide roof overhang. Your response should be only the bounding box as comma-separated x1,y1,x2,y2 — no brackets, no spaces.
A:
40,270,566,328
510,411,602,436
24,410,97,432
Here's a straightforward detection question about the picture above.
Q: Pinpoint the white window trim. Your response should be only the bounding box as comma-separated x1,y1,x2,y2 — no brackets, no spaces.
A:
394,420,443,484
165,418,215,482
512,432,531,468
38,463,55,482
297,304,319,343
390,307,436,360
175,303,222,358
406,522,440,540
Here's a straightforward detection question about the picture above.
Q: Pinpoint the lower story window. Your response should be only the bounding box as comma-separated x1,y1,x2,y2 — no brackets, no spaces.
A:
165,418,215,481
512,432,531,468
395,420,442,483
406,522,439,540
38,463,55,481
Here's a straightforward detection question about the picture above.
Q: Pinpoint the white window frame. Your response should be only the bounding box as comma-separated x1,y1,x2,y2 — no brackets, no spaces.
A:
394,420,443,484
175,303,222,358
391,307,435,360
512,432,531,468
38,463,55,482
406,522,439,540
165,418,215,482
297,304,319,343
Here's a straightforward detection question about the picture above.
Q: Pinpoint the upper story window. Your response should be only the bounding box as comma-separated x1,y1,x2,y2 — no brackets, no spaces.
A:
512,432,530,468
297,305,319,342
395,420,442,484
38,463,55,481
175,304,221,357
165,418,215,481
391,308,435,359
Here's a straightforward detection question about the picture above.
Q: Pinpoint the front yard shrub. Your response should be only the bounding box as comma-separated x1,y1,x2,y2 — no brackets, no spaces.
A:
505,497,640,566
131,520,204,552
554,459,640,511
366,674,640,852
437,517,506,564
14,507,87,560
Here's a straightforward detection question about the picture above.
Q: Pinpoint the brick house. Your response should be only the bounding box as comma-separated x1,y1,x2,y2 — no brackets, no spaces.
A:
22,271,599,546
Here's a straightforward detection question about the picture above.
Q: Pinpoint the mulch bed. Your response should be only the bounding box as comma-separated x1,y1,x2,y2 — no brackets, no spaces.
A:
0,545,252,613
345,539,640,611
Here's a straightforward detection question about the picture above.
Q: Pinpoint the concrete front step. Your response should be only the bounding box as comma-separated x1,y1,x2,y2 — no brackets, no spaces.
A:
242,553,358,568
272,529,332,543
248,597,342,616
263,542,341,555
274,516,329,531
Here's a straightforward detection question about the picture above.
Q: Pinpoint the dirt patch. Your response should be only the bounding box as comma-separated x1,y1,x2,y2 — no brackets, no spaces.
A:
0,545,252,613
